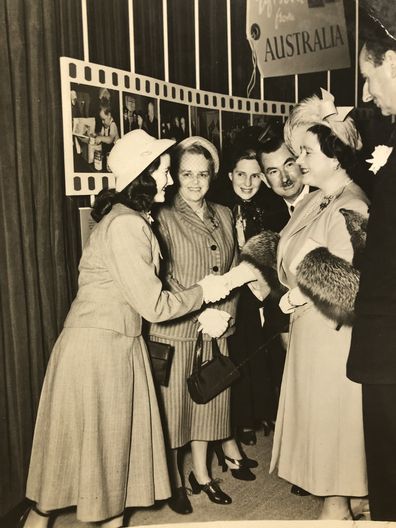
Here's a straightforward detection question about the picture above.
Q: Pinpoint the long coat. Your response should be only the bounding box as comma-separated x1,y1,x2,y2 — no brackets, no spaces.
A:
348,143,396,383
26,204,203,522
270,183,369,496
149,193,238,448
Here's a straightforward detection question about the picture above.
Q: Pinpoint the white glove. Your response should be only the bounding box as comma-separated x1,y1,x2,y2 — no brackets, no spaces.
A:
221,262,258,289
198,274,231,303
279,287,308,314
198,308,231,338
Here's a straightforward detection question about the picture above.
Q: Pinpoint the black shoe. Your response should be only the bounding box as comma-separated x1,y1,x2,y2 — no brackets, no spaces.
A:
262,420,275,436
221,455,256,481
239,429,257,445
213,443,258,470
291,484,310,496
168,487,193,514
18,504,51,527
188,471,232,504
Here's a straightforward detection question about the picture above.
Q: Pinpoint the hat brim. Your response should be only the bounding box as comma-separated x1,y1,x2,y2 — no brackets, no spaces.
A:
111,136,176,192
177,136,220,174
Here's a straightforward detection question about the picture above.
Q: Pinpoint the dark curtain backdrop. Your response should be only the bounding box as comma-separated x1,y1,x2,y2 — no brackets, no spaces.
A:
0,0,84,515
87,0,130,71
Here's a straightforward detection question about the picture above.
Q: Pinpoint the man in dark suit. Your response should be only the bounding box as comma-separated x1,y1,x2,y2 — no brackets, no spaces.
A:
347,3,396,521
258,135,309,224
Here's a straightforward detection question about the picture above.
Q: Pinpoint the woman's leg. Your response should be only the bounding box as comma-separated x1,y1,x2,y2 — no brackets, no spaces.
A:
191,440,210,483
221,437,244,469
20,506,50,528
318,496,350,519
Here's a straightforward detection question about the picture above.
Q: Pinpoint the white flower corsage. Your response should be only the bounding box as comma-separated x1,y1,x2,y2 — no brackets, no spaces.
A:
366,145,393,174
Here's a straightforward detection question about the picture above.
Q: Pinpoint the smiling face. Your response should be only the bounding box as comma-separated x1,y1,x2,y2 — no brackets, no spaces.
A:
229,158,262,201
296,131,337,189
359,45,396,116
178,152,211,209
152,153,173,203
260,143,304,202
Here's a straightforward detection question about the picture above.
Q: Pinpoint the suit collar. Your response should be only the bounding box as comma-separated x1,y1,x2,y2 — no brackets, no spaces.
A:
174,192,219,234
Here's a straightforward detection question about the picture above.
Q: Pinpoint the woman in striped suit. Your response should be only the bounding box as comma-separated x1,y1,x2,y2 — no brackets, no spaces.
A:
150,137,256,515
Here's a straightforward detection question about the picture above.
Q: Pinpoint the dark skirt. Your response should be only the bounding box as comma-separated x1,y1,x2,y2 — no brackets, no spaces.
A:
228,287,287,429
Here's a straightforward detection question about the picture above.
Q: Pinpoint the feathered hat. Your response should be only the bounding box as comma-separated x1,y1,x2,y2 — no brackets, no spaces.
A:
284,88,362,156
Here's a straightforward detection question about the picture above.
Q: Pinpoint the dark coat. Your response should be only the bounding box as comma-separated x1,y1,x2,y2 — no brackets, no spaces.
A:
348,135,396,384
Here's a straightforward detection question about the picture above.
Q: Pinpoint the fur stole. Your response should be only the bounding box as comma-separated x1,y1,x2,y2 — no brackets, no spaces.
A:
240,230,286,298
296,208,368,326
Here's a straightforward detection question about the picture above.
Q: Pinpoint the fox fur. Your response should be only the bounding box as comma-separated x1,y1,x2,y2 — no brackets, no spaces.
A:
296,208,368,326
240,230,286,297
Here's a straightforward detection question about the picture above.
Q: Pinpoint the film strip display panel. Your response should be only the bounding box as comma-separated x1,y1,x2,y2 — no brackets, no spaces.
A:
61,57,294,196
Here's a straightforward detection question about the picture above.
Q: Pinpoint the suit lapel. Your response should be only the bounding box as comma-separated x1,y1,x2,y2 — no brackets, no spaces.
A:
174,193,219,235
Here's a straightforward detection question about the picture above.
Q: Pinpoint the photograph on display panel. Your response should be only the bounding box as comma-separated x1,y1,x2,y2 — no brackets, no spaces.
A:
70,83,120,174
222,111,251,154
160,100,189,141
122,93,159,138
191,106,221,151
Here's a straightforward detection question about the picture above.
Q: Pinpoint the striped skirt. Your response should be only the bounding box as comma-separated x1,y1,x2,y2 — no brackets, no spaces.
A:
26,327,171,522
151,336,231,448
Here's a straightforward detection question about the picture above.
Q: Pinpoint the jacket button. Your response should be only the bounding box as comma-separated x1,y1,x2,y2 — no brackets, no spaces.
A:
211,244,217,250
213,266,219,272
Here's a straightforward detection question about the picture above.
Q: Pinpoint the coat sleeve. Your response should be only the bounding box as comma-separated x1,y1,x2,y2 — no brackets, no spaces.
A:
296,198,369,326
104,214,203,323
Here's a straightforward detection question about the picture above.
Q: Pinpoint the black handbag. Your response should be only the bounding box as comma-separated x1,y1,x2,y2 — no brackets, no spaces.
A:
147,340,174,387
187,331,240,404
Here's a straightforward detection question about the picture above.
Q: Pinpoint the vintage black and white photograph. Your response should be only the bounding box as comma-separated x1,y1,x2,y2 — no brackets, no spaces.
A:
122,93,159,138
190,106,221,151
70,83,120,173
159,100,189,141
3,1,396,527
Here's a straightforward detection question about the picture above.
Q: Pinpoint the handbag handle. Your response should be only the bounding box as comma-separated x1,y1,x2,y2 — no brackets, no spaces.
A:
192,331,221,374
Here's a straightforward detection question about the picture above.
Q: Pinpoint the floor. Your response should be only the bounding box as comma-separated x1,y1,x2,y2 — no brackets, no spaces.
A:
53,428,325,527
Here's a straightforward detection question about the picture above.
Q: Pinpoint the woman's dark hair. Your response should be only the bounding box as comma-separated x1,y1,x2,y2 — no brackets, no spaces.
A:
91,157,161,222
307,124,357,173
228,146,260,174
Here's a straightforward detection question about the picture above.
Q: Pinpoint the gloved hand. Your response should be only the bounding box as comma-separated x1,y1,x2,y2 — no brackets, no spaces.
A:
198,274,231,303
221,262,258,289
279,287,308,314
197,308,231,338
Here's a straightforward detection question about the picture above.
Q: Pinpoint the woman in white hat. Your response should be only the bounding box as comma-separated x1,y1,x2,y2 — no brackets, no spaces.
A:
20,130,230,528
149,137,257,516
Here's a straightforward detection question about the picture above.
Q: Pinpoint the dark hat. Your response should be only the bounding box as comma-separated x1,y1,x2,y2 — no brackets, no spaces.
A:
360,0,396,40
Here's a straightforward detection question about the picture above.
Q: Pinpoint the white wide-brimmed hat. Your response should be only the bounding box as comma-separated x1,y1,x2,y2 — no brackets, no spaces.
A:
177,136,220,174
108,130,175,192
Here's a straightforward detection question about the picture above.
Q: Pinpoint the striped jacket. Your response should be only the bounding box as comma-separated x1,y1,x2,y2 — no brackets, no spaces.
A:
150,192,238,341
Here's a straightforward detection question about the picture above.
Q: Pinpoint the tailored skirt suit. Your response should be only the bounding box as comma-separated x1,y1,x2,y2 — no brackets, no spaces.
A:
26,204,203,522
270,183,369,496
150,193,238,449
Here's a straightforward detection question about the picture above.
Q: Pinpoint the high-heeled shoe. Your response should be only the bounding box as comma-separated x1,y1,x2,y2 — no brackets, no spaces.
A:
262,420,275,436
188,471,232,504
213,443,258,470
168,487,193,514
18,504,51,527
239,429,257,445
349,497,370,520
220,454,256,481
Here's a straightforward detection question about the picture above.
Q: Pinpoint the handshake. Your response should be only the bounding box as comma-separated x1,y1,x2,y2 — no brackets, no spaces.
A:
198,262,258,303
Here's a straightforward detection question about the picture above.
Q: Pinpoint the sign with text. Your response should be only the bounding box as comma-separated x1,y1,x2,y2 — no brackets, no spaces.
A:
246,0,350,77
